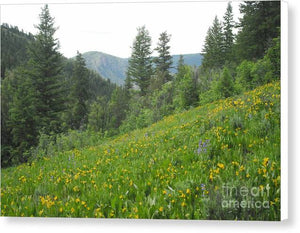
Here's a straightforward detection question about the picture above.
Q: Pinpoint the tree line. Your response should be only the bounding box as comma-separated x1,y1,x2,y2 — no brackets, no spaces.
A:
1,5,116,166
1,1,280,167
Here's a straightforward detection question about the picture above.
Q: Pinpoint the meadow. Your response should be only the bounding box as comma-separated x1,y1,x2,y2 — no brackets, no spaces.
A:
1,81,281,220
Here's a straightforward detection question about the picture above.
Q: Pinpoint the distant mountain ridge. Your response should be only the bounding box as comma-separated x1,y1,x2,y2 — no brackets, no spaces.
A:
82,51,203,85
82,51,129,85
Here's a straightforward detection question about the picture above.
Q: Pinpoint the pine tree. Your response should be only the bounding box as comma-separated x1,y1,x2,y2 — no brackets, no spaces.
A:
217,66,234,98
235,1,280,62
69,51,89,129
174,65,198,109
87,97,108,133
177,55,184,70
154,31,173,83
107,86,128,131
202,16,224,70
223,2,235,63
175,55,185,82
27,4,65,134
127,25,153,96
7,67,38,164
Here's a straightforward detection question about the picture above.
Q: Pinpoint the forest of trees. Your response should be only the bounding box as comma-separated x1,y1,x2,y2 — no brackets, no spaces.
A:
1,1,280,167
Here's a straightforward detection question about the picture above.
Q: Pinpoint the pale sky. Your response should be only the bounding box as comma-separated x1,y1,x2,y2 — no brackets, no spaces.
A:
0,0,242,58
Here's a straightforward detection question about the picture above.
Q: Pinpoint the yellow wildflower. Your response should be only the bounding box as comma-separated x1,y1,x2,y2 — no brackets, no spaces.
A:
217,163,225,169
39,209,44,216
239,165,245,172
262,157,269,167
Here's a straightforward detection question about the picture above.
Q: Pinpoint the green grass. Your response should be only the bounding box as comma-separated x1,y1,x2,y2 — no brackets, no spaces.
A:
1,81,281,220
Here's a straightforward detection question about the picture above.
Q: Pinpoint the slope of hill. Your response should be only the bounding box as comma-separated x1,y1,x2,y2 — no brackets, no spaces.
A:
82,51,203,85
1,81,280,220
1,23,35,77
82,51,129,85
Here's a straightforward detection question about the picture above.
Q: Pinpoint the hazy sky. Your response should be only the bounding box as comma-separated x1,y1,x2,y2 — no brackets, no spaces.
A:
1,0,241,58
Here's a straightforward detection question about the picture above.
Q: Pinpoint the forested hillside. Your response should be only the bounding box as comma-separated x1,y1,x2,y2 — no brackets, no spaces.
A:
1,24,34,78
1,17,117,167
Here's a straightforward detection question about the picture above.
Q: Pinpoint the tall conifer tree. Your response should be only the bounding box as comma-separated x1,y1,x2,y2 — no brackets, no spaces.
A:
154,31,173,83
127,25,153,96
202,16,224,70
235,1,280,61
223,2,235,63
69,51,89,129
27,4,65,133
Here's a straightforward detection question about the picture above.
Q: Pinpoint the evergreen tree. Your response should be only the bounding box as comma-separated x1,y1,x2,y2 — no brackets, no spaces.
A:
217,66,234,98
154,31,173,83
69,51,89,129
1,24,34,78
177,55,184,70
202,16,224,70
107,86,129,132
174,65,198,109
265,34,280,80
87,97,109,133
7,67,38,164
175,55,185,82
1,69,17,166
127,25,153,96
235,1,280,62
223,2,235,63
27,4,65,134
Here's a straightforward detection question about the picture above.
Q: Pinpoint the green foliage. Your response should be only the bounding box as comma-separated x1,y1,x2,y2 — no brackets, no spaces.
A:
27,4,65,134
119,95,152,133
67,51,90,130
154,31,173,83
173,65,198,110
202,16,224,70
235,1,280,62
0,24,34,78
198,70,222,105
127,25,153,96
251,58,273,86
265,35,280,80
235,54,275,93
29,130,104,162
235,60,255,91
1,6,118,167
150,81,174,122
223,2,235,63
107,86,129,132
87,97,109,134
1,67,38,165
217,67,235,98
1,82,281,220
1,2,281,176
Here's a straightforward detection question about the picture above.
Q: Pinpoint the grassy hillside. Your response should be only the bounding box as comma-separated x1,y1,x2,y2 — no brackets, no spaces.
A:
1,81,280,220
